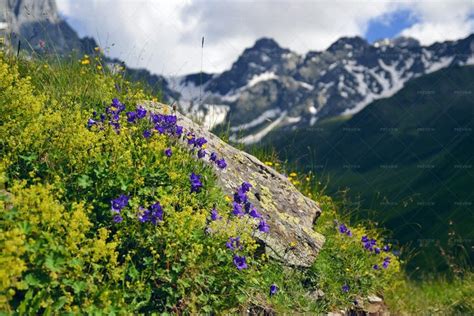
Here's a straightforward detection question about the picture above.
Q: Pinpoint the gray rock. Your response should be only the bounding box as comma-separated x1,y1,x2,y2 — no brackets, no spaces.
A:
143,101,325,267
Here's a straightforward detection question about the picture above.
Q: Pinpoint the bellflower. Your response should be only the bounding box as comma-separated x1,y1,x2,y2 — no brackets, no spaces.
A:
165,148,172,157
210,152,217,162
195,137,207,148
226,237,242,251
339,223,348,234
210,208,221,221
241,182,252,192
126,111,137,123
111,194,129,213
233,188,248,204
382,245,390,252
233,255,248,270
136,106,147,119
87,118,96,128
197,149,206,158
216,158,227,169
249,208,262,218
232,202,245,217
190,173,203,193
258,219,270,233
342,284,350,293
113,215,123,223
269,284,278,296
143,130,152,138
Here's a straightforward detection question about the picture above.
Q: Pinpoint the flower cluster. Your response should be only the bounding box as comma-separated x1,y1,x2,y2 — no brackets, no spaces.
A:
190,172,203,193
226,237,248,270
152,113,183,137
338,223,352,237
87,98,129,133
110,194,129,223
231,182,269,233
138,202,164,225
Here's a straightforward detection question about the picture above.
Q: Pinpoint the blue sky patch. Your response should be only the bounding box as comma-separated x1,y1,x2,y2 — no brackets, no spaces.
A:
365,9,419,43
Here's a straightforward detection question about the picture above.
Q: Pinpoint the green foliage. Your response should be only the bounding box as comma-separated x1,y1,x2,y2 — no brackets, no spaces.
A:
0,52,264,313
3,51,466,314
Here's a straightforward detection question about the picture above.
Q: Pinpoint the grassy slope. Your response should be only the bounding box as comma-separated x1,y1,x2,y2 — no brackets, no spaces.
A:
265,66,474,273
1,51,472,314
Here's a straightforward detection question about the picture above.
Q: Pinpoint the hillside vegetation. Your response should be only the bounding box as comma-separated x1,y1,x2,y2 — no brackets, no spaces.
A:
0,52,472,314
266,66,474,274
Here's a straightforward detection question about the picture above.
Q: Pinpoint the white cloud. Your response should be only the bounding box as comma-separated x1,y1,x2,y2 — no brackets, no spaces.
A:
56,0,474,76
399,1,474,44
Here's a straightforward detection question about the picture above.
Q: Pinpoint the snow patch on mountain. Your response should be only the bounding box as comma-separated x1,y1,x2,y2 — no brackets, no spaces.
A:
230,109,281,132
247,71,278,88
236,111,287,144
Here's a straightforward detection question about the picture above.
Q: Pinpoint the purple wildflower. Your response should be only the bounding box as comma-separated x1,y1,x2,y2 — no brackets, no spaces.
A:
195,137,207,148
113,215,123,223
258,219,270,233
143,129,152,138
111,194,129,213
269,284,278,296
373,264,380,270
226,237,242,251
216,158,227,169
241,182,252,193
339,224,348,234
190,173,203,193
150,202,164,224
233,255,248,270
138,207,151,223
136,106,147,119
346,230,353,237
126,111,137,123
232,202,244,217
374,247,381,254
382,245,390,252
210,152,217,162
342,284,350,293
233,188,248,204
165,148,172,157
87,118,97,128
210,208,221,221
197,149,206,159
175,125,183,137
249,208,262,218
361,236,369,243
187,132,196,145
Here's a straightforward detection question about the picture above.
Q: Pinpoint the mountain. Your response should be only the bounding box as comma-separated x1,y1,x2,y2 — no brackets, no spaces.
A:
172,35,474,143
264,66,474,273
0,0,177,101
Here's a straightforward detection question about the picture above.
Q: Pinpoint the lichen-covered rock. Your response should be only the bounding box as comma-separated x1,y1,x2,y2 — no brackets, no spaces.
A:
143,101,325,267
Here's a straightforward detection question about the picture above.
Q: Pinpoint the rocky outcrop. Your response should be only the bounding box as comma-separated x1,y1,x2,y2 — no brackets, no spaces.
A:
143,101,325,267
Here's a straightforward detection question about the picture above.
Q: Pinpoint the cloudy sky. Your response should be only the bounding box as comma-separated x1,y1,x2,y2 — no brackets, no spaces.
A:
56,0,474,76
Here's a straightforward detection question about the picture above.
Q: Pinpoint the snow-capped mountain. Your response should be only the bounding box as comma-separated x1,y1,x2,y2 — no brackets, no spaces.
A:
170,35,474,144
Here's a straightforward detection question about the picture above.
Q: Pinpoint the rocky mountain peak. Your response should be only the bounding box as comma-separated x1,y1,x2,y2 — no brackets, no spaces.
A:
251,37,283,51
391,36,420,48
327,36,369,52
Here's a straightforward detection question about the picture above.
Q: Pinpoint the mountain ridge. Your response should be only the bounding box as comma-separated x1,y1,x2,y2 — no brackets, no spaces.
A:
172,34,474,143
